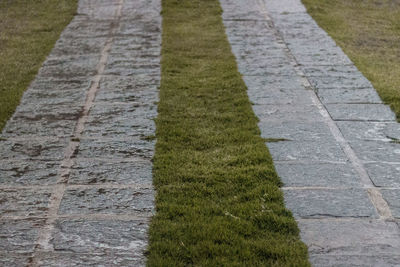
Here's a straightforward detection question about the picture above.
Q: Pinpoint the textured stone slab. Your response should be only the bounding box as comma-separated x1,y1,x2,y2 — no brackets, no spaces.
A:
253,104,324,123
0,219,45,252
249,87,314,105
381,190,400,218
77,138,154,159
243,75,305,92
51,219,149,254
349,140,400,163
263,0,306,13
284,189,377,218
0,160,59,186
36,252,144,267
59,188,154,215
337,121,400,141
2,118,75,138
52,37,108,56
38,55,99,79
220,0,267,20
68,158,152,185
259,121,332,141
267,139,347,162
0,139,67,161
277,163,360,187
364,162,400,188
299,219,400,256
318,88,382,104
310,254,400,267
326,104,396,121
0,254,31,266
83,103,156,138
0,189,51,217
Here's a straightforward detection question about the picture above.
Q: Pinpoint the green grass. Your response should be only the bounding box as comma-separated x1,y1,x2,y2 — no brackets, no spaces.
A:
302,0,400,120
146,0,309,265
0,0,78,131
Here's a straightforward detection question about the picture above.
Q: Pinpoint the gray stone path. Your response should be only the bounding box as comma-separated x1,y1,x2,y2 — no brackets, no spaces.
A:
220,0,400,266
0,0,160,265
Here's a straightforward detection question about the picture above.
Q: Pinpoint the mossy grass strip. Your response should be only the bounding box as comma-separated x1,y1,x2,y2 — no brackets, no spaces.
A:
147,0,309,265
302,0,400,121
0,0,78,130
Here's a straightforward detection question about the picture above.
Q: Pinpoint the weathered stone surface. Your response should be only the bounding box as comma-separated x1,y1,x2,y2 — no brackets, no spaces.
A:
337,121,400,141
242,75,304,92
83,103,156,138
3,118,76,138
326,104,395,121
381,190,400,218
268,139,347,162
0,160,59,185
0,254,31,267
364,163,400,188
51,219,149,254
0,189,51,217
277,162,360,187
310,254,400,267
318,88,382,104
298,219,400,255
0,219,45,252
59,188,154,215
0,139,68,161
36,252,145,267
76,138,155,159
283,189,377,218
259,121,332,141
253,104,324,122
349,140,400,163
68,158,152,185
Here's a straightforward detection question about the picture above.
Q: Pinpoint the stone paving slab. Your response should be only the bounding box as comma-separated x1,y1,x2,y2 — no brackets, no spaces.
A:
0,0,161,265
283,189,378,218
220,0,400,265
275,162,360,188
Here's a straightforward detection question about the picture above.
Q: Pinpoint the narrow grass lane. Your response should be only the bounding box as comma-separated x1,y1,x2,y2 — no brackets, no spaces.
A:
303,0,400,120
147,0,309,265
0,0,78,130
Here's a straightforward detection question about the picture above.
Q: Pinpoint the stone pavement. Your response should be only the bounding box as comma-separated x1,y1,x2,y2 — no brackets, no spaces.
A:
0,0,160,265
220,0,400,266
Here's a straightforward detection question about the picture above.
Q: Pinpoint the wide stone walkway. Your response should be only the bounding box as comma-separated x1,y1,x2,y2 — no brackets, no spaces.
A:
220,0,400,266
0,0,160,265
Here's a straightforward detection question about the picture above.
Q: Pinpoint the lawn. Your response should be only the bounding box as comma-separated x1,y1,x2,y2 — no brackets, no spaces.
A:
302,0,400,120
0,0,78,130
146,0,309,265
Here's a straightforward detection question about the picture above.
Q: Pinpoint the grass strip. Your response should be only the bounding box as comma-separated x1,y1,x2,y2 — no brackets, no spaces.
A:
147,0,309,265
302,0,400,120
0,0,78,130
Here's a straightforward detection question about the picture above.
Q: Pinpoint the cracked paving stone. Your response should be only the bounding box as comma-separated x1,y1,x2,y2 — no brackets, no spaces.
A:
68,158,152,185
276,162,360,188
0,219,45,253
0,254,31,267
0,160,59,186
58,188,154,215
283,189,378,218
51,219,149,254
0,189,51,217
